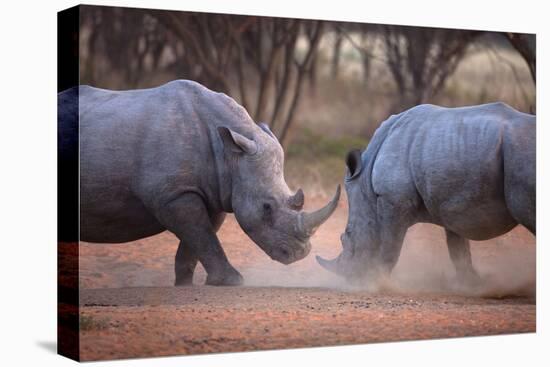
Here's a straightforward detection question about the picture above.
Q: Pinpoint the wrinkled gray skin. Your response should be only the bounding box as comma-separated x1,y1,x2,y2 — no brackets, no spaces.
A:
73,80,340,286
318,102,535,284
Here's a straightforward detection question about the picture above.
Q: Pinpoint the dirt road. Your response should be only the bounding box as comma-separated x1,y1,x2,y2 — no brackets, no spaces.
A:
75,196,535,361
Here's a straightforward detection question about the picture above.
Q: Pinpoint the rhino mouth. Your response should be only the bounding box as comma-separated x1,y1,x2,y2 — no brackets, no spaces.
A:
265,185,341,265
270,240,311,265
316,233,368,279
316,245,385,282
248,185,341,265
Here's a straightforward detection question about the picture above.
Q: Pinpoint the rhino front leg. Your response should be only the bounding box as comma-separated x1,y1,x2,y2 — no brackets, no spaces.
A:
158,193,243,286
174,213,226,286
376,197,410,277
445,229,480,284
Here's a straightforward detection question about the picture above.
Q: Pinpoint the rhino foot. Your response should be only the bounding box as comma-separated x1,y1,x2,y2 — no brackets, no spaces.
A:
206,268,244,286
457,267,482,288
174,275,194,287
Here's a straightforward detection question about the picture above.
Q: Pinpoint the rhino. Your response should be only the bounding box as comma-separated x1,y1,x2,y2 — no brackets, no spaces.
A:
58,80,340,286
317,102,535,283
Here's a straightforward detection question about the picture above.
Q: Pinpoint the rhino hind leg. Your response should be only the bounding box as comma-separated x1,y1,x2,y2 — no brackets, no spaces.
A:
504,181,536,235
445,229,480,284
174,240,198,286
157,193,243,286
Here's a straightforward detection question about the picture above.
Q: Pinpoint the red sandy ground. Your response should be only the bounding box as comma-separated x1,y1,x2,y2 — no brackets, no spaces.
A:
75,195,535,361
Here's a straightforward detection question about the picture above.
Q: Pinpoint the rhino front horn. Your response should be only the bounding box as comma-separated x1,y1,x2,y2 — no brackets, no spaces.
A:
298,185,341,237
316,255,341,274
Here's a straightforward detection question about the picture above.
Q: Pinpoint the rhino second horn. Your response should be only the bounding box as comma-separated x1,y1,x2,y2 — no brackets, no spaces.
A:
288,188,305,210
298,185,341,237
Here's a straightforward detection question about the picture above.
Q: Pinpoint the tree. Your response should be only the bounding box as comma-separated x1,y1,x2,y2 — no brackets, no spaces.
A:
80,7,324,146
380,25,481,110
80,6,172,88
336,23,377,86
504,32,536,84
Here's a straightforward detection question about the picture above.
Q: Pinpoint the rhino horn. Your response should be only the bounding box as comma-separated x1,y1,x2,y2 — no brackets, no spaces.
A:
297,185,341,237
288,188,305,210
316,254,343,275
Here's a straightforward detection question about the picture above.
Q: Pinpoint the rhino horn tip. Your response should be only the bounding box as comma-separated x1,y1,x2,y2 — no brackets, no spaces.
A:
316,255,339,274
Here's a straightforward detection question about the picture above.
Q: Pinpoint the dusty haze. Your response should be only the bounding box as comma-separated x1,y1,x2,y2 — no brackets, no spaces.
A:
73,194,535,360
79,194,535,296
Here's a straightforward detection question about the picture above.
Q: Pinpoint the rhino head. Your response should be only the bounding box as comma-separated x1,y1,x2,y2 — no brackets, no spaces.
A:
218,123,340,264
316,149,384,281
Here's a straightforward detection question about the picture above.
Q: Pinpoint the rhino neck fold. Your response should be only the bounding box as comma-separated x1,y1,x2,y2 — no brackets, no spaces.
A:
210,126,234,213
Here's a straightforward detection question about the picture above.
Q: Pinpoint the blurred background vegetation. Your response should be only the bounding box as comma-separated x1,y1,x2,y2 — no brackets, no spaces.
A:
79,5,535,195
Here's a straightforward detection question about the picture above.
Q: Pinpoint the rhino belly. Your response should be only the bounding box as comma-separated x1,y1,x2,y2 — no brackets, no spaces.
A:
436,194,517,240
419,156,518,240
415,151,518,240
80,191,165,243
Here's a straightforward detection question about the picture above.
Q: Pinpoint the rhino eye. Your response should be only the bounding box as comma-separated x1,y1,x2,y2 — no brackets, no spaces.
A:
262,203,274,225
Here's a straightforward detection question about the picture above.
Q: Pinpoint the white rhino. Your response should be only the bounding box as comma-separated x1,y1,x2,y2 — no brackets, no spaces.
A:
58,80,340,286
318,102,535,283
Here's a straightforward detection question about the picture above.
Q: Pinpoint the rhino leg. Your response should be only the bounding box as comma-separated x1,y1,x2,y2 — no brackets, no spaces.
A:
445,229,480,284
376,197,411,277
174,240,198,286
158,193,243,286
174,212,226,286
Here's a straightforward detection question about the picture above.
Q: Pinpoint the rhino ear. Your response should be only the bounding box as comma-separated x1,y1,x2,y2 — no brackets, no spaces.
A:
259,122,277,140
346,149,363,180
218,126,258,155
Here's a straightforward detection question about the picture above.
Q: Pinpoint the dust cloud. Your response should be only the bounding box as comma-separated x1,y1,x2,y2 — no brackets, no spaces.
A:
389,223,535,297
79,204,535,298
238,222,536,298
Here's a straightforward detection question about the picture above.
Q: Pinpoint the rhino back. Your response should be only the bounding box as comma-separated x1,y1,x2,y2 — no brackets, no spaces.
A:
372,103,534,239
